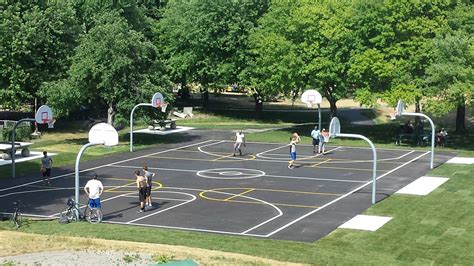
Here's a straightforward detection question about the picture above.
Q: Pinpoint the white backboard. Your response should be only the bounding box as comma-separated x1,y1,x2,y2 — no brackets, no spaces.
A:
151,92,164,108
329,117,341,137
89,123,119,146
301,90,322,105
396,100,405,116
35,105,53,124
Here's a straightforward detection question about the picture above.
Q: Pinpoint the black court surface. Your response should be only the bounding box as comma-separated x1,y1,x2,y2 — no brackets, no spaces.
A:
0,139,455,242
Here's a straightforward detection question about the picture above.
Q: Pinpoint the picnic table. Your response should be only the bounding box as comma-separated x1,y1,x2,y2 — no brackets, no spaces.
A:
0,142,33,160
151,119,177,130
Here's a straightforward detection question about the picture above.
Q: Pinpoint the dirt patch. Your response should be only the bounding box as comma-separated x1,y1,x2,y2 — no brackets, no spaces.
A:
0,231,305,265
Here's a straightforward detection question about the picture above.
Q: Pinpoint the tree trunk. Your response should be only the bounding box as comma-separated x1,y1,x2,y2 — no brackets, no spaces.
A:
325,85,338,119
107,102,115,125
455,101,466,133
253,92,263,118
201,89,209,109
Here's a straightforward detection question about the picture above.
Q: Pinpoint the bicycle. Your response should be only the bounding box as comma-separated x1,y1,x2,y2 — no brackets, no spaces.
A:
60,198,102,224
11,200,25,229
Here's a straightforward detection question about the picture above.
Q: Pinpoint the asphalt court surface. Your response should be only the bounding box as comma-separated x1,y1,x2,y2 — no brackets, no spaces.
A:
0,139,454,242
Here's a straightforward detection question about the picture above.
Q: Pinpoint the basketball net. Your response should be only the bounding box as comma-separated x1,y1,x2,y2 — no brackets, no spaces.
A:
160,103,168,113
43,119,56,129
306,101,314,108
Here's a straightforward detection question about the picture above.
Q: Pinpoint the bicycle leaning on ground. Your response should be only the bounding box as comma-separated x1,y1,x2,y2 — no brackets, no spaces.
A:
11,200,25,229
60,198,102,224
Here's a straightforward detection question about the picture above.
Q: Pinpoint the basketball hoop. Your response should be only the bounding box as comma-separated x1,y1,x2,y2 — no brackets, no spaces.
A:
47,119,56,129
306,101,314,108
160,103,168,113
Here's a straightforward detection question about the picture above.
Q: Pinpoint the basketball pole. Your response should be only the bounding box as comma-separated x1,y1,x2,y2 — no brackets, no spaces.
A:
11,118,35,178
318,103,321,130
130,103,152,152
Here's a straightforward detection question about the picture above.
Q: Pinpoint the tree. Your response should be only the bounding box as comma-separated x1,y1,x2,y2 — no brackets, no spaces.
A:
41,11,170,125
348,1,455,110
156,0,268,108
0,2,81,109
245,0,354,117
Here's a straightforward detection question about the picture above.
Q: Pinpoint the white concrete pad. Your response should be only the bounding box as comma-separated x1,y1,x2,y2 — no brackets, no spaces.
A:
134,126,194,135
0,151,57,166
339,214,392,231
446,157,474,164
396,176,449,196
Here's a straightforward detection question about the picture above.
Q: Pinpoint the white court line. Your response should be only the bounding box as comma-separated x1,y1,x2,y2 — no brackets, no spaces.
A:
163,186,283,234
0,139,216,193
256,150,416,164
108,165,367,183
48,192,136,217
262,151,431,237
105,220,266,238
238,140,422,152
121,195,190,202
257,146,342,161
127,191,196,224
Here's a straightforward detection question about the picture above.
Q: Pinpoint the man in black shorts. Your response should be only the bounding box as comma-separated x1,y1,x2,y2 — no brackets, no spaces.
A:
40,151,53,185
143,166,156,208
135,170,147,212
310,126,320,154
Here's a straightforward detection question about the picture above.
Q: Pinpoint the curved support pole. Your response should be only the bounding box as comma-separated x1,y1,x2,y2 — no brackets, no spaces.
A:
75,142,103,207
130,103,153,152
335,133,378,204
402,112,435,169
12,118,35,178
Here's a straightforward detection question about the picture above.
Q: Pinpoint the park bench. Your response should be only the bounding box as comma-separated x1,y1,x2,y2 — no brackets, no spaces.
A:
151,119,177,130
0,142,33,160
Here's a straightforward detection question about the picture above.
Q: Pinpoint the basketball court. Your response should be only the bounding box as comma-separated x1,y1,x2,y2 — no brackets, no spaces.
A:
0,137,455,242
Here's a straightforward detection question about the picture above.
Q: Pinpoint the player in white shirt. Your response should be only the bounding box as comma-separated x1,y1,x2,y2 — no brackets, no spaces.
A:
84,173,104,209
232,130,246,156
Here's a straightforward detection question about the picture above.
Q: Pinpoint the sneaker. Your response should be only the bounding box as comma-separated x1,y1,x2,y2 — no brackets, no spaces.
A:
232,154,235,157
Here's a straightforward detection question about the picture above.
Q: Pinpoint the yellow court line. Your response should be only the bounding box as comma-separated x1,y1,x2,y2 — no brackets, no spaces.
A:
199,194,320,209
311,158,331,168
213,154,235,161
305,165,387,172
104,181,163,193
148,155,256,162
223,188,255,201
205,187,342,197
105,181,136,192
227,199,320,209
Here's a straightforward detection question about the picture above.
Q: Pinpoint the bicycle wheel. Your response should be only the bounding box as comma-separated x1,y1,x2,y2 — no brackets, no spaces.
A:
86,208,102,224
63,207,80,222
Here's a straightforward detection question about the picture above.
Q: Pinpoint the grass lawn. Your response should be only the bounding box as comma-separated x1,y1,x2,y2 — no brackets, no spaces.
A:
1,163,472,264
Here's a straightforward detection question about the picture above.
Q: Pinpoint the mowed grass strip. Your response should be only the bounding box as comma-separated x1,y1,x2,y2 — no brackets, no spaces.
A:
1,163,473,264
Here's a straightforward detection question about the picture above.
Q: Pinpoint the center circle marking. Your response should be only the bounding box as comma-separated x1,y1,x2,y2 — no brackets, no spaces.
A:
197,168,265,180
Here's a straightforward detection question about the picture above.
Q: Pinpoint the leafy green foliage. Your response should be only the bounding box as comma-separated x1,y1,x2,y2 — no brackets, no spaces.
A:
245,0,355,116
349,1,454,108
41,11,171,124
0,2,82,109
156,1,268,96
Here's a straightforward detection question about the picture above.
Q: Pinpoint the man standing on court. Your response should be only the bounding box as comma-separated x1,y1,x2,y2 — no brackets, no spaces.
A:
40,151,53,185
232,129,246,156
135,170,147,212
84,173,103,210
143,166,156,208
288,133,300,169
311,126,320,154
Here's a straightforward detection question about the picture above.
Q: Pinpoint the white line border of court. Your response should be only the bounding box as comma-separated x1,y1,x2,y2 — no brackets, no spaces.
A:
262,151,431,237
0,139,216,193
